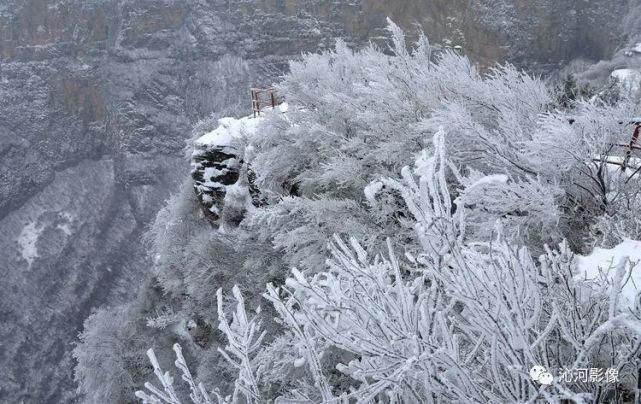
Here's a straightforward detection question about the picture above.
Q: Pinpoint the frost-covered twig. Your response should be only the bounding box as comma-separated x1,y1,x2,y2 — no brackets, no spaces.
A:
135,344,212,404
216,286,265,403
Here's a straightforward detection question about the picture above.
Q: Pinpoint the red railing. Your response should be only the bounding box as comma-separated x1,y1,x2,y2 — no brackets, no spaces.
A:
251,88,279,117
621,123,641,170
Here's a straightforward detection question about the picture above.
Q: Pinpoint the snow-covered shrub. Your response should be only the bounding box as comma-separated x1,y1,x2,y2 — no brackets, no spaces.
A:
136,286,265,404
75,305,149,404
527,101,641,249
246,20,641,267
83,21,641,404
135,344,213,404
591,188,641,248
554,74,595,109
241,196,380,271
138,133,641,403
246,20,564,271
455,170,564,243
144,179,209,296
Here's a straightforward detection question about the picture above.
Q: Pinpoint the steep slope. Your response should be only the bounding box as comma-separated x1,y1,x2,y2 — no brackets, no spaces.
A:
0,1,359,401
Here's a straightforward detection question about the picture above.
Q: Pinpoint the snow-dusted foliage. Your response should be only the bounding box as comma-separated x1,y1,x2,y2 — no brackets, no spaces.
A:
70,21,641,403
135,286,265,404
136,344,213,404
245,19,641,271
75,305,146,404
214,286,265,403
139,133,641,402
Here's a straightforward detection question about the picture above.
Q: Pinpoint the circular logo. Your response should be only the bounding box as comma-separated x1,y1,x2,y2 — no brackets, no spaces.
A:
530,366,553,385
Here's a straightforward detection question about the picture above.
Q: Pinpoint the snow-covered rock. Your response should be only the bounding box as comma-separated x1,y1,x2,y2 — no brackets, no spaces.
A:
191,114,269,224
193,116,261,150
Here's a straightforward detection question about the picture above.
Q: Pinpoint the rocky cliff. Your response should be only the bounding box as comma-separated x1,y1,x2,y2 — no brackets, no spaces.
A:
366,0,632,71
0,0,634,402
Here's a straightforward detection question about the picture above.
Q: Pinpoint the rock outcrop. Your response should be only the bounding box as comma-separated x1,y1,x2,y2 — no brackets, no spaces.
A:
191,110,275,226
191,117,250,223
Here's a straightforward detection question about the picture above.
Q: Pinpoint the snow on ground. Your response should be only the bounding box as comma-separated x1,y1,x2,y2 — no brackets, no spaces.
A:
611,68,641,94
194,116,261,149
18,221,43,268
576,239,641,309
594,155,641,180
194,104,288,149
56,211,75,236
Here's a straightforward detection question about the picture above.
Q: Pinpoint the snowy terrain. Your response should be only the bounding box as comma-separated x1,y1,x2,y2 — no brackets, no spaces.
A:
93,22,641,403
577,240,641,310
3,1,641,403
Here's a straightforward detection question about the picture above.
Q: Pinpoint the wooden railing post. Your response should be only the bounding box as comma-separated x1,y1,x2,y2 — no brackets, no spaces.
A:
251,89,256,117
250,88,281,116
623,123,641,171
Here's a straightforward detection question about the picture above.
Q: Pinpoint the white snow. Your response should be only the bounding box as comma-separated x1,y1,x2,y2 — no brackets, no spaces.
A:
604,155,641,168
594,154,641,178
203,166,226,180
194,103,288,149
223,181,253,212
57,223,72,236
576,239,641,309
171,318,193,340
364,181,384,203
201,181,226,189
201,194,214,204
56,211,75,236
468,174,509,189
195,116,261,148
633,42,641,53
611,68,641,94
18,221,43,268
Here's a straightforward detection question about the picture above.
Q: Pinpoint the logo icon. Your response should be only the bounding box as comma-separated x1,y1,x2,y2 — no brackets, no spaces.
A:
530,366,554,385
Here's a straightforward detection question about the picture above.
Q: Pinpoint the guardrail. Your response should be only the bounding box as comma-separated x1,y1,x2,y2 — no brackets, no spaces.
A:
597,123,641,171
251,88,279,117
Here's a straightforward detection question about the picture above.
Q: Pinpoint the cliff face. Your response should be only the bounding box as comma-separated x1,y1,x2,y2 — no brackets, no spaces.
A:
356,0,632,71
0,0,633,402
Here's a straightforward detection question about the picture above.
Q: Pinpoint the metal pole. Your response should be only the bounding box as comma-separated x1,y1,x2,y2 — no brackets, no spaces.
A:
251,89,256,118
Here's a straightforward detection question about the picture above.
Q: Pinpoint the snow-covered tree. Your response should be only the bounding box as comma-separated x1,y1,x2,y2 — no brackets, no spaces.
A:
138,131,641,402
245,20,565,271
73,21,641,404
